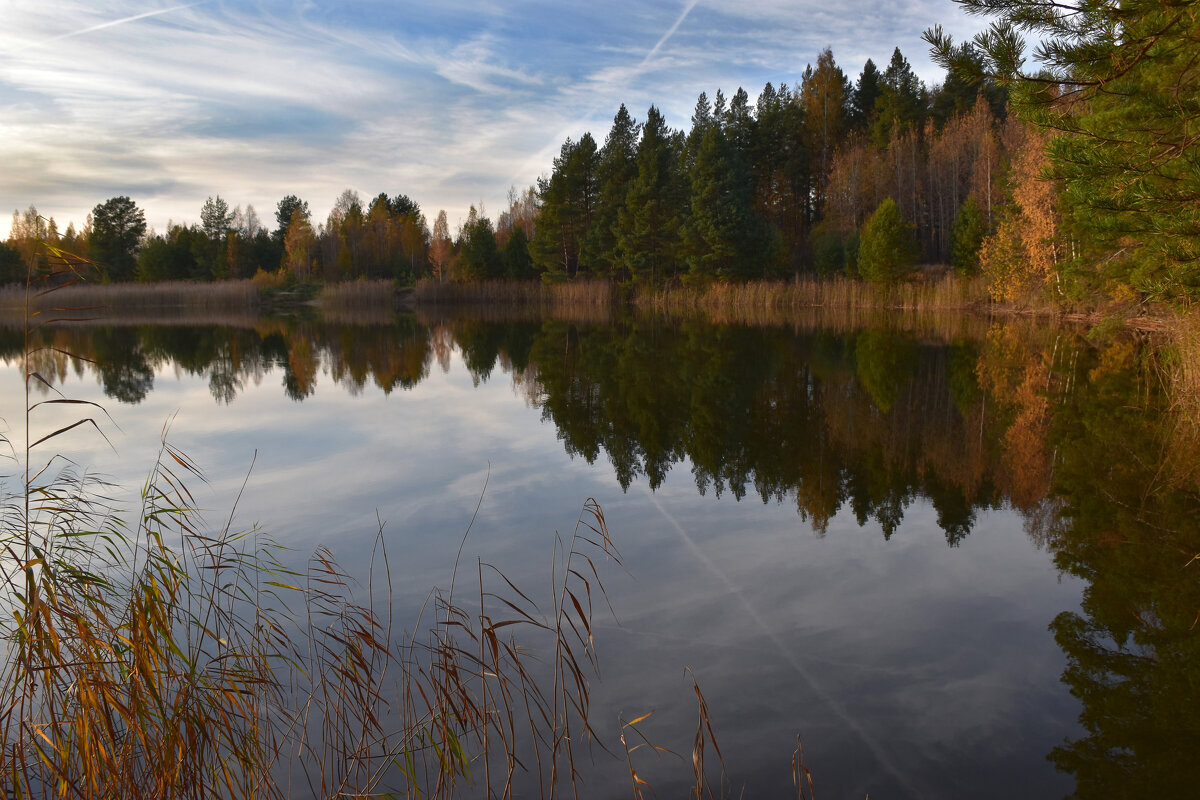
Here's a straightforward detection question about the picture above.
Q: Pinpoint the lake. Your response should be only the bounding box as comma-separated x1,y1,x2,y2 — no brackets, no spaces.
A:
3,310,1197,799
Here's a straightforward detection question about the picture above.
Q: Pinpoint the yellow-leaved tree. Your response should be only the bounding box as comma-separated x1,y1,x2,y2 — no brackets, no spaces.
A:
978,125,1063,303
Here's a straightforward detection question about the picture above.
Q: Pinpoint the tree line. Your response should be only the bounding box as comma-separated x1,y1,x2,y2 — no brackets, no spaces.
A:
3,43,1011,289
528,45,1009,285
6,0,1195,303
2,190,434,286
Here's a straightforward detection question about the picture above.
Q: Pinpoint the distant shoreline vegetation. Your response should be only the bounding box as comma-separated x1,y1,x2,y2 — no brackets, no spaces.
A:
0,274,1181,335
4,1,1196,314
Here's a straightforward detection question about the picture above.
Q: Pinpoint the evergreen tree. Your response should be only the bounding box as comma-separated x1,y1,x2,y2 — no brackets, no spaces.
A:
90,196,146,281
685,126,761,280
459,206,502,280
532,135,599,277
850,59,882,131
928,43,1006,129
872,48,925,147
753,83,811,270
0,241,24,284
503,226,535,279
858,197,918,284
200,195,233,279
586,105,640,278
136,224,202,282
615,106,685,283
274,195,309,243
723,87,755,160
386,193,421,218
950,195,986,274
928,3,1200,296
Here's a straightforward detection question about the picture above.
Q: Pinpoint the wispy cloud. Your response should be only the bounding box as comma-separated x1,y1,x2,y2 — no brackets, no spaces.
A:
1,0,981,236
435,34,547,94
19,2,208,50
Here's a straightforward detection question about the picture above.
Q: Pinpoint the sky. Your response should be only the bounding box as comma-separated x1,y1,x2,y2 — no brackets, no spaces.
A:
0,0,984,238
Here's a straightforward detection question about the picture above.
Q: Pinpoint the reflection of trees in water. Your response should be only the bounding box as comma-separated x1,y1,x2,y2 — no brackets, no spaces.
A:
14,316,1134,554
511,318,1066,543
1033,338,1200,798
91,328,154,404
19,314,1196,792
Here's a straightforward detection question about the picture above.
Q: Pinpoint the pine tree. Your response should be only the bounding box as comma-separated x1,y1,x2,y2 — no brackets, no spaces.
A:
586,105,640,279
459,206,502,281
615,106,685,283
685,126,757,280
504,226,535,279
871,48,925,148
850,59,882,131
90,196,147,281
532,135,599,277
927,2,1200,297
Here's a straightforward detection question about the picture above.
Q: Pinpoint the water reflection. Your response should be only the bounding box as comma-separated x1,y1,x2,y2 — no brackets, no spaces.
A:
1034,339,1200,798
7,315,1038,545
5,312,1198,795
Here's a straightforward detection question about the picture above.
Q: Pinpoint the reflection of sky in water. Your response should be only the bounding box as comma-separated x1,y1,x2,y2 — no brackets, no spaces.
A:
0,346,1084,799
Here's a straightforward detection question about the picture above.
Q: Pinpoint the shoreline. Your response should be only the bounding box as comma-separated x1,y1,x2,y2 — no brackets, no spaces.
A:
0,275,1188,334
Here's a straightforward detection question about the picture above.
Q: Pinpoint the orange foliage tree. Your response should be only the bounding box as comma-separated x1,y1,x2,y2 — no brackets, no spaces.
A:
978,127,1063,303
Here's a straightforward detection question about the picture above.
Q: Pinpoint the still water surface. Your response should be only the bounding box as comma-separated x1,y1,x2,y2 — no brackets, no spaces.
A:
3,312,1196,798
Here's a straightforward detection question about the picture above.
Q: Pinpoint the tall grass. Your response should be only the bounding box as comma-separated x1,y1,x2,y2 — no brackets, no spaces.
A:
413,279,614,312
315,279,399,314
1165,310,1200,489
1171,312,1200,422
0,279,260,319
636,273,989,322
0,441,620,798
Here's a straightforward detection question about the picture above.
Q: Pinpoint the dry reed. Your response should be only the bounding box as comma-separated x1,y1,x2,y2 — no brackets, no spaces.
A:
636,273,989,322
315,279,399,314
413,278,614,312
1171,311,1200,423
1165,309,1200,489
0,279,260,318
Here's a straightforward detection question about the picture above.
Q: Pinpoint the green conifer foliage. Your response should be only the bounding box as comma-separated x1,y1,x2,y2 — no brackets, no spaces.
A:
926,2,1200,298
586,105,641,279
858,197,918,284
685,126,759,280
532,135,599,277
503,226,535,279
615,106,685,283
950,195,987,274
459,207,502,280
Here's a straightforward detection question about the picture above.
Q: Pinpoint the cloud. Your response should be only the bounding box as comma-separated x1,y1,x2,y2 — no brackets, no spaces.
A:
19,3,208,49
1,0,988,236
434,33,547,94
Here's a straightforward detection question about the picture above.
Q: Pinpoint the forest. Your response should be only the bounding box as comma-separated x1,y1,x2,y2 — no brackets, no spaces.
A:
3,1,1196,308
